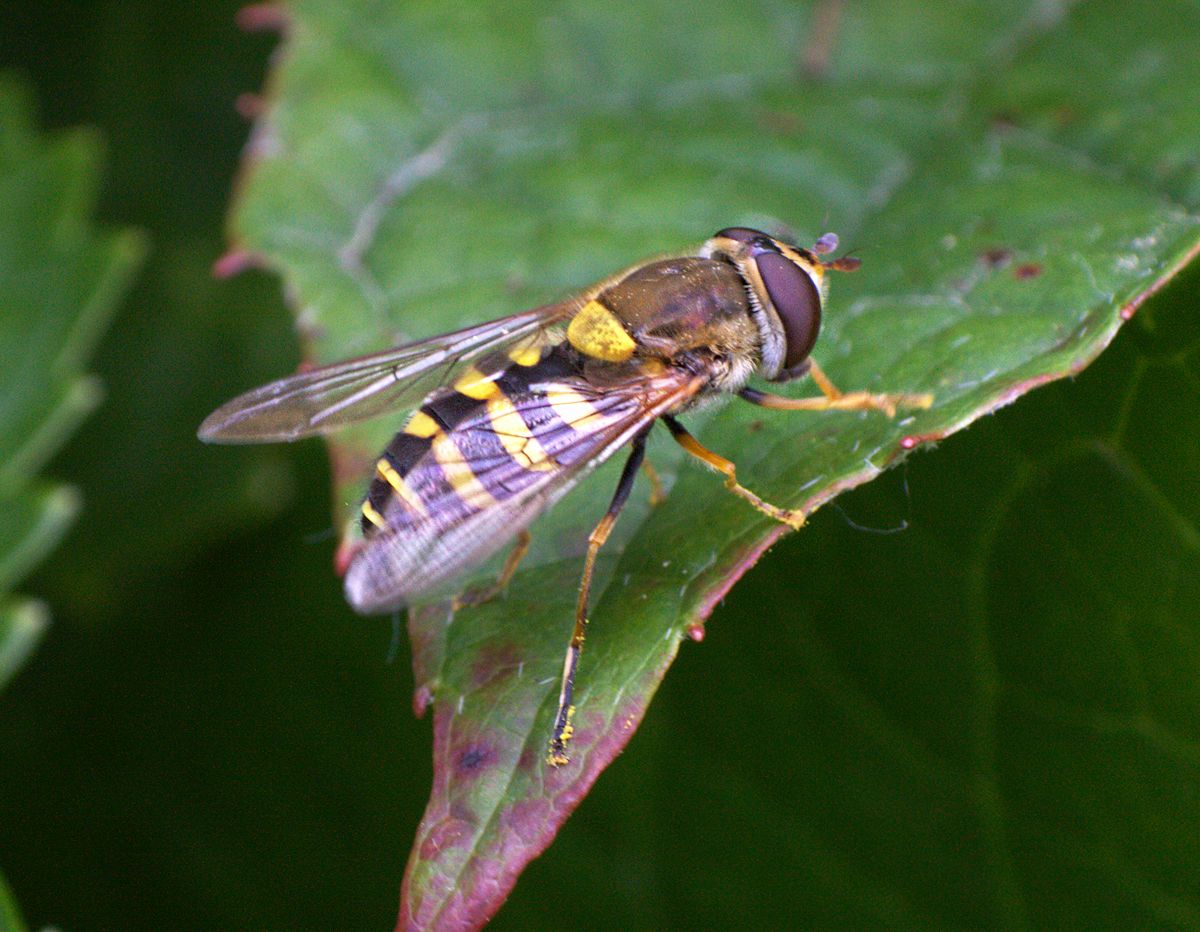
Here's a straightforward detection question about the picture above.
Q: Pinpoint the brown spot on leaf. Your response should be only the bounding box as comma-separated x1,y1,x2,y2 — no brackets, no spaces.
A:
799,0,845,79
518,743,539,773
990,110,1019,131
470,642,523,690
757,110,802,136
980,247,1013,267
1014,262,1043,280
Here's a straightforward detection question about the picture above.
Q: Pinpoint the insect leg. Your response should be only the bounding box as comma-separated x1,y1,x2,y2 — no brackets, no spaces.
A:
738,359,933,416
451,529,532,610
641,460,665,507
663,415,806,530
548,429,649,766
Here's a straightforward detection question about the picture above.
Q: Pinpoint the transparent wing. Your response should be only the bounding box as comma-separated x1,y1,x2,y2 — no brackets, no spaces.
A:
198,302,577,443
344,369,705,613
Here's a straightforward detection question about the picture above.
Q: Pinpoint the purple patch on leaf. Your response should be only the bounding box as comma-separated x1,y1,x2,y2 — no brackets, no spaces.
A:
470,642,523,690
456,743,496,774
501,798,553,845
517,743,539,773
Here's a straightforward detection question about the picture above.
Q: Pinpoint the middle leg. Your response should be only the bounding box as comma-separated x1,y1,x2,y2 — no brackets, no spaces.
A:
663,415,806,530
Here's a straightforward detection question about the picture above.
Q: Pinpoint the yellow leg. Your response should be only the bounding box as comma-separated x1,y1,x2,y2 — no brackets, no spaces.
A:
641,460,665,507
548,432,648,766
451,530,531,611
740,359,934,417
663,416,806,531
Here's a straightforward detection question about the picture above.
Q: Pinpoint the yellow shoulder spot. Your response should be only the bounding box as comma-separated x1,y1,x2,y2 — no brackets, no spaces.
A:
453,366,500,400
567,299,636,363
403,410,441,438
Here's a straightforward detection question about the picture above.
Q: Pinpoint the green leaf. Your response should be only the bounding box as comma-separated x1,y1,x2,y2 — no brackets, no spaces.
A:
229,2,1199,925
0,863,27,932
0,76,144,685
0,74,143,671
0,601,48,698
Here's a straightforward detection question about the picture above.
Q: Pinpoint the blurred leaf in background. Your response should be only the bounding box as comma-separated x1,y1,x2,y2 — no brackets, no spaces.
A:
0,73,146,928
0,75,144,676
0,867,25,932
0,1,1197,930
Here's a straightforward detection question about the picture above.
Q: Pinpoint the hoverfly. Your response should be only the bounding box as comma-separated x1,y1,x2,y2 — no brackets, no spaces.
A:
199,227,932,765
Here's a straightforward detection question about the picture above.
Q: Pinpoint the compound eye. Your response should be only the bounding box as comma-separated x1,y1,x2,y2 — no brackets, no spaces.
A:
714,226,766,245
757,251,821,375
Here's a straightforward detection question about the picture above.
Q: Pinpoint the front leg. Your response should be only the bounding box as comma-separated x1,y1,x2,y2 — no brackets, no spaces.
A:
739,359,933,417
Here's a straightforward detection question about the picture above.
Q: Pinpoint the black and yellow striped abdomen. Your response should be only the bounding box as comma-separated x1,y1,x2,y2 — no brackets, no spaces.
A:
344,338,656,612
360,341,604,539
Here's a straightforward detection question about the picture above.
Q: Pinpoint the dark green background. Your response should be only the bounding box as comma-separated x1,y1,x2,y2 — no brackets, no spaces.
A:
1,3,1196,929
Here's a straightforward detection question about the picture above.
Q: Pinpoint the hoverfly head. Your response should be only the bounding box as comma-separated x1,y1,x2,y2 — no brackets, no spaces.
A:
703,226,855,383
